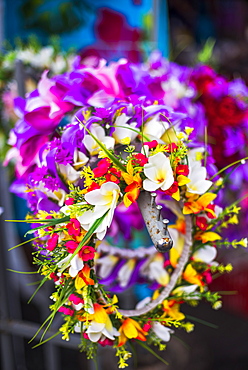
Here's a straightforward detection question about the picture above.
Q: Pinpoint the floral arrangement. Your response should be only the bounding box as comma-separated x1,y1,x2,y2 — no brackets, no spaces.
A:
6,52,248,367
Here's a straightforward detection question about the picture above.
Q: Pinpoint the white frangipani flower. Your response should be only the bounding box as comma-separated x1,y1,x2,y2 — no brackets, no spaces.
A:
57,254,84,278
172,284,199,298
96,254,119,278
58,163,81,183
143,152,174,191
186,161,212,195
152,322,174,342
118,259,135,287
84,320,119,342
73,149,89,170
193,245,217,264
38,183,67,207
83,123,115,155
142,253,170,286
143,113,169,140
187,147,205,164
113,113,139,144
77,182,121,240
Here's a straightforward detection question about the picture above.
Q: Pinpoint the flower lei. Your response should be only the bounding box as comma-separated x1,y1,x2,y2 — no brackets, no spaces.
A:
6,54,247,368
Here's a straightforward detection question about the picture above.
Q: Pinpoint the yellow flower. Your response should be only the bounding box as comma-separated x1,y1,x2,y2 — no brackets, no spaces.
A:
183,264,203,286
183,193,217,215
122,160,142,207
162,300,185,320
194,231,222,243
118,318,147,346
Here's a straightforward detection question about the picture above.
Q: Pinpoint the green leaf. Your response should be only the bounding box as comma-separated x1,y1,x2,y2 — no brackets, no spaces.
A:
8,237,39,251
210,157,248,181
23,216,70,236
59,210,109,273
135,340,169,366
197,38,216,64
32,331,61,348
76,117,126,172
185,314,218,329
7,269,38,275
27,274,50,304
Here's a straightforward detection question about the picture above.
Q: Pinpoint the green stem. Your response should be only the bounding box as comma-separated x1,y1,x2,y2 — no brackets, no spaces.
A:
209,157,248,180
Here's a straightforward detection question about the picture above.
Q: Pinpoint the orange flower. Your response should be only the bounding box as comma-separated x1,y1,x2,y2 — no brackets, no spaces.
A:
162,299,185,320
75,264,95,290
194,231,222,244
122,160,142,207
169,217,186,234
183,264,204,286
118,318,147,346
183,193,217,215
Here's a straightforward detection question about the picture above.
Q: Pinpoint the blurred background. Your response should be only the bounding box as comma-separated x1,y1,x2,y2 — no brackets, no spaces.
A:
1,0,248,369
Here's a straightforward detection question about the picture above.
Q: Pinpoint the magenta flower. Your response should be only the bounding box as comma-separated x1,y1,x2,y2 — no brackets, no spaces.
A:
47,233,59,251
79,246,95,261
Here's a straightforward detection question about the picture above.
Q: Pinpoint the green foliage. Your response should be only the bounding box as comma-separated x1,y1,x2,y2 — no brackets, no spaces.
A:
197,38,216,65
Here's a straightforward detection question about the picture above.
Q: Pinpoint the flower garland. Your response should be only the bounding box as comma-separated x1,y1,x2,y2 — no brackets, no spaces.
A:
5,53,248,368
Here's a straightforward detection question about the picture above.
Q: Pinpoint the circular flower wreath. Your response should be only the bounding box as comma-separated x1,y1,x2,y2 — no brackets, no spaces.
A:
7,57,247,368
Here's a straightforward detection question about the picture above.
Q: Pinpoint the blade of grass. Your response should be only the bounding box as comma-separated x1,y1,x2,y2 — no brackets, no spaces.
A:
27,274,50,303
185,314,218,329
8,237,39,251
210,157,248,181
128,341,138,368
75,117,126,172
135,340,169,366
7,269,38,274
32,331,61,348
24,216,70,236
59,210,109,273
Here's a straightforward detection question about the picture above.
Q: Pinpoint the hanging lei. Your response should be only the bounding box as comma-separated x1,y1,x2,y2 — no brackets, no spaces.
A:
8,102,247,369
5,51,248,367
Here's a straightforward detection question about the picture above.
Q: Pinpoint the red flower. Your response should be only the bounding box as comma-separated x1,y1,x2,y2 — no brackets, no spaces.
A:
68,294,84,305
65,240,78,253
50,272,59,282
163,181,179,196
164,143,178,153
86,182,101,192
78,245,95,261
105,167,121,184
99,338,114,347
205,204,216,219
196,216,208,230
143,321,152,332
132,153,148,166
143,140,158,149
58,306,74,316
176,164,189,176
47,233,59,251
67,218,81,237
93,158,111,177
65,197,75,205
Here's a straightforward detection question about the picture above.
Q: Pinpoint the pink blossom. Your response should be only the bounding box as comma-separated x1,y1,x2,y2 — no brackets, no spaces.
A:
67,218,81,236
65,240,78,253
68,294,84,305
65,197,75,205
78,245,95,261
58,306,74,316
98,337,114,347
47,233,59,251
